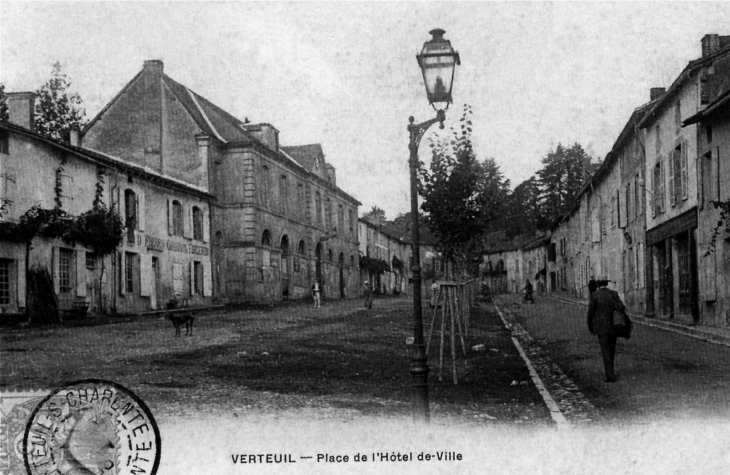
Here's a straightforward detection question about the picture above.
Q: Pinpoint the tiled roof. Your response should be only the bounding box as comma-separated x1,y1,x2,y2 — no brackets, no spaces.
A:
281,144,324,173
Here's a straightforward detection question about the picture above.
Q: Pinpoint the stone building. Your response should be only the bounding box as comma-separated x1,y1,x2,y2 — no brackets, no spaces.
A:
638,34,730,323
357,218,411,294
0,95,214,316
684,72,730,326
80,60,360,303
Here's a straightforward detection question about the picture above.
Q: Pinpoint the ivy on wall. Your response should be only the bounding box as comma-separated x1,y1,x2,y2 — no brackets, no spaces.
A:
359,255,390,274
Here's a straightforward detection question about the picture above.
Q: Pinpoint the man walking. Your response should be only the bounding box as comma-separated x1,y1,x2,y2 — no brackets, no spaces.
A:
523,279,534,303
586,279,626,382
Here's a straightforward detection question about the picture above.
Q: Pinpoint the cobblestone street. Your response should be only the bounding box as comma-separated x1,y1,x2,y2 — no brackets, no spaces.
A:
496,293,730,425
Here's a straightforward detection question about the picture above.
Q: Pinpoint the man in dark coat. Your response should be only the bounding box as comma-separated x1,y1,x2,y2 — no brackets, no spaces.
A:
586,279,625,382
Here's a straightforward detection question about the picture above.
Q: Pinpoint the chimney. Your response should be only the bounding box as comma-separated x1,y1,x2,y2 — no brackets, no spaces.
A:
242,123,280,152
702,34,720,58
69,127,80,147
325,164,336,186
6,92,36,131
143,59,164,75
650,87,666,101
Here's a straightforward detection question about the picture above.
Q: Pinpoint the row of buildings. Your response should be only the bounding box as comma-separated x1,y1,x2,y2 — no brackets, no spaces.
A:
483,33,730,328
0,60,374,316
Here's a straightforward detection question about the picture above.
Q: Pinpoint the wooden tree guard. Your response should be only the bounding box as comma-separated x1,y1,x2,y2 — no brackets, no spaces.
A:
425,282,469,384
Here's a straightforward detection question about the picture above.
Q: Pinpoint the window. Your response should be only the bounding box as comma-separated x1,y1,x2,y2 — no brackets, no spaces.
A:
86,252,96,270
172,200,183,236
59,249,73,293
328,249,333,262
260,165,270,207
675,101,681,131
0,259,10,304
0,131,8,155
707,125,713,144
338,204,344,233
655,125,661,155
262,230,272,247
297,183,304,216
298,240,305,255
315,191,322,226
173,262,184,295
193,261,203,295
124,189,137,229
653,161,665,216
348,209,354,235
625,183,632,222
279,175,287,214
680,141,688,200
192,206,203,240
125,252,135,293
634,174,641,218
326,198,332,230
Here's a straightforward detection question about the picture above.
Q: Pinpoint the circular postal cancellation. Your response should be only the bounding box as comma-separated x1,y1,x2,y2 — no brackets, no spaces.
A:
19,379,161,475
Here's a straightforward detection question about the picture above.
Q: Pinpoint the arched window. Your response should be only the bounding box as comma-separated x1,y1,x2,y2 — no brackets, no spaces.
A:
328,249,333,262
350,255,355,268
172,200,183,236
339,252,344,266
348,209,353,235
262,229,272,247
124,189,137,229
315,191,322,226
280,235,289,255
215,231,223,245
298,240,306,255
192,206,203,240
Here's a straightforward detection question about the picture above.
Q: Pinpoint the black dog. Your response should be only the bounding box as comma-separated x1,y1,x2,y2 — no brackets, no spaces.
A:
165,298,194,337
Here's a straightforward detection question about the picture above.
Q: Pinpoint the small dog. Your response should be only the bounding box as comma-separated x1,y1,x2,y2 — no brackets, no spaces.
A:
165,298,194,337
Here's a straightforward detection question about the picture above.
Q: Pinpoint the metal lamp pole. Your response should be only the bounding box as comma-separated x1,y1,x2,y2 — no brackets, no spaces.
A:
409,29,460,423
408,111,444,423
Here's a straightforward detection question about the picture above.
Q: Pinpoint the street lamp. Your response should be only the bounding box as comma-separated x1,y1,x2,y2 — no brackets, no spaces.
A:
408,28,460,423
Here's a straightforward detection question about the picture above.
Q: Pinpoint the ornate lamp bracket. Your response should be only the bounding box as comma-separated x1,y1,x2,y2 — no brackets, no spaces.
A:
408,109,446,154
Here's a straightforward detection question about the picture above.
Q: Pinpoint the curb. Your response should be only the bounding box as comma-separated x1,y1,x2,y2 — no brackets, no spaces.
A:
492,301,570,430
549,295,730,348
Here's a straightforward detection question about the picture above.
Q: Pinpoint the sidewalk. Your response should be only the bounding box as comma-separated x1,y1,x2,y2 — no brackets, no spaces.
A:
547,291,730,348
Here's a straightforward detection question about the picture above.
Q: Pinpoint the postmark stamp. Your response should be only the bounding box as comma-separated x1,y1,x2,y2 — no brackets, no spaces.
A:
14,380,160,475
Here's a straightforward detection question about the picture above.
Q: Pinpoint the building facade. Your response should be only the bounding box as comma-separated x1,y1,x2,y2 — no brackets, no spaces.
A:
638,35,730,323
0,97,214,316
685,76,730,326
357,218,411,294
81,60,361,303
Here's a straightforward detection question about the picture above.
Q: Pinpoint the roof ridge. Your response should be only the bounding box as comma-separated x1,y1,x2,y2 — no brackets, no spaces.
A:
82,70,143,134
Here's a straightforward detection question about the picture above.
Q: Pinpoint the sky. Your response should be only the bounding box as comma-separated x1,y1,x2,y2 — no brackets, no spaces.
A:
2,2,730,219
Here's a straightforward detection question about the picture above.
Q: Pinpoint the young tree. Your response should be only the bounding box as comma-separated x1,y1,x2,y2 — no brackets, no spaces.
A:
0,84,8,121
418,104,509,277
35,62,87,141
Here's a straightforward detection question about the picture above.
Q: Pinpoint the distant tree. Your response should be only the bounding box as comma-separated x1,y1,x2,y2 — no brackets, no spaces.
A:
34,62,87,141
418,104,509,277
362,205,387,226
536,143,589,224
0,84,8,121
381,211,435,244
500,176,543,237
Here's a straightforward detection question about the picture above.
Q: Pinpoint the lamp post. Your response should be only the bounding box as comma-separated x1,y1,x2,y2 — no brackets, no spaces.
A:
408,28,460,423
